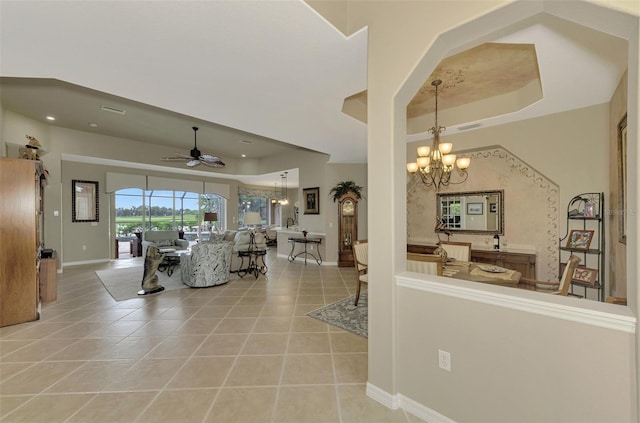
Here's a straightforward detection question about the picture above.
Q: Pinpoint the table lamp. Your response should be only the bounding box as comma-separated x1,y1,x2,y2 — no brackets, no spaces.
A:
204,212,218,233
244,211,261,229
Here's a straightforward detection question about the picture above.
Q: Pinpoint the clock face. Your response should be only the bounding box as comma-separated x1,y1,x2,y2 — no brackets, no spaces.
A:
342,199,355,216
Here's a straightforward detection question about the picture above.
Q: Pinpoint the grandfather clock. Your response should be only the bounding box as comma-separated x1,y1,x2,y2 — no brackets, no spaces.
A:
338,193,358,267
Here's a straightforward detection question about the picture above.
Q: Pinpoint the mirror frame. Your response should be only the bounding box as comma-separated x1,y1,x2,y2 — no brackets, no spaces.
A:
436,190,504,235
72,180,99,222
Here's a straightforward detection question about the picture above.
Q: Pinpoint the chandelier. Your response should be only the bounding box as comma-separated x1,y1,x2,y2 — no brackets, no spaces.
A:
406,79,470,191
279,172,289,205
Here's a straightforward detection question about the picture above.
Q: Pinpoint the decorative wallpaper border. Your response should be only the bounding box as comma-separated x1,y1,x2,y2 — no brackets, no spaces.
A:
469,148,559,279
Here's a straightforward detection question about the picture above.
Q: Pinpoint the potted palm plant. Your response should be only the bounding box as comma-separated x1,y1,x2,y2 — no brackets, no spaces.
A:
329,180,364,202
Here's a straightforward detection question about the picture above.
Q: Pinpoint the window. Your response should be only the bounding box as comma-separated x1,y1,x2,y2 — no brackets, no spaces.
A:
440,196,462,229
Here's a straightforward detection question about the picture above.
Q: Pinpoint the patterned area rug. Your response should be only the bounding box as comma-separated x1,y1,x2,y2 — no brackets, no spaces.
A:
307,292,368,338
96,266,188,301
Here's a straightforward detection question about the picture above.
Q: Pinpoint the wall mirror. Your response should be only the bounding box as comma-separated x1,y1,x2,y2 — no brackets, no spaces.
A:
436,190,503,235
72,180,99,222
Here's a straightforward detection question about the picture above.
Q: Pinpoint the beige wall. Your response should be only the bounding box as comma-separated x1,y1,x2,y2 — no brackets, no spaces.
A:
331,1,640,421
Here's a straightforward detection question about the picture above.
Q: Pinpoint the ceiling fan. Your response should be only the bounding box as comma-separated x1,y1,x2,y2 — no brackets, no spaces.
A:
162,126,225,168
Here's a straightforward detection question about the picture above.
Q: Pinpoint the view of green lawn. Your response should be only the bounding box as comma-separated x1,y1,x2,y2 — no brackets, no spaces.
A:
116,212,201,235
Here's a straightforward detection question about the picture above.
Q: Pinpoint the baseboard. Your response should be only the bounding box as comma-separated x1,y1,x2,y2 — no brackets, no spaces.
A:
366,382,399,409
399,394,456,423
366,383,456,422
63,258,110,267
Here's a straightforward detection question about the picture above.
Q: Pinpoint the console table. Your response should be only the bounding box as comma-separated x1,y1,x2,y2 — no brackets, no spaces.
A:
407,244,536,278
288,237,323,265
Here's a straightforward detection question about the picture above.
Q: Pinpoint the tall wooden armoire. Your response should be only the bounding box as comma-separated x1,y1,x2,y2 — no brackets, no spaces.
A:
337,193,358,267
0,158,46,327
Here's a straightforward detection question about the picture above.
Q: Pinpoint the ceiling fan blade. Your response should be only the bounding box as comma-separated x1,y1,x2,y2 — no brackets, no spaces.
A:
200,154,225,167
162,156,190,161
186,160,201,167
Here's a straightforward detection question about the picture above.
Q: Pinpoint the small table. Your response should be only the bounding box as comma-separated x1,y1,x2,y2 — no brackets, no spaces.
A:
237,249,268,279
288,237,323,265
442,261,521,286
158,249,188,277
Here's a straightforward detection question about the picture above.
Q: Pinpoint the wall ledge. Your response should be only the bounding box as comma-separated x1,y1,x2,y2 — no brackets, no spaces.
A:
397,272,636,333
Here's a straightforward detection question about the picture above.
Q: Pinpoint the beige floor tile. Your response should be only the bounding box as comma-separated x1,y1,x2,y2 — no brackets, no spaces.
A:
104,358,183,391
119,307,171,321
260,305,296,317
195,333,248,356
129,319,185,337
88,319,147,337
251,317,292,333
227,305,264,318
155,306,201,320
0,340,35,357
330,332,368,353
0,361,85,395
147,335,207,358
1,322,73,340
208,296,242,306
46,360,136,393
0,338,76,363
173,317,222,335
44,321,108,338
137,388,217,422
167,356,235,388
333,353,368,383
225,355,284,386
296,295,326,305
294,304,323,316
0,363,33,382
273,385,339,422
2,393,95,422
337,384,410,422
241,333,288,355
213,317,257,334
67,391,157,422
0,395,33,418
287,332,331,354
205,387,276,423
281,355,334,385
290,316,330,332
193,305,234,318
47,337,123,361
96,335,165,359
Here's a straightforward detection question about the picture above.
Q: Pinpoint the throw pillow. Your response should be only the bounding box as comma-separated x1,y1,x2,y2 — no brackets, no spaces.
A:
156,239,174,247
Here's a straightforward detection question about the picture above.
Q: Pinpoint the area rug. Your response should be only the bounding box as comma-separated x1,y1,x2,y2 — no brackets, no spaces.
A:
306,292,368,338
96,266,188,301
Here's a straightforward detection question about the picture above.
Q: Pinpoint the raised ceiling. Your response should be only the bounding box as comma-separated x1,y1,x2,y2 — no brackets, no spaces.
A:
0,2,629,175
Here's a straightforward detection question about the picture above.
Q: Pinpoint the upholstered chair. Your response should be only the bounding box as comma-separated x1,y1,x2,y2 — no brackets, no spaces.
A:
352,240,368,306
407,253,443,276
181,241,233,287
438,241,472,262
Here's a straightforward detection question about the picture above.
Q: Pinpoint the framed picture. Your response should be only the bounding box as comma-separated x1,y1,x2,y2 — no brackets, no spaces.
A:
467,203,483,215
618,114,627,244
572,266,598,285
303,187,320,214
72,180,99,222
489,202,497,213
565,229,594,250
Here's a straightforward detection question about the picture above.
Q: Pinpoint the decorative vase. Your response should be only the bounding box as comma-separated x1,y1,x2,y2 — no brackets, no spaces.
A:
434,245,448,263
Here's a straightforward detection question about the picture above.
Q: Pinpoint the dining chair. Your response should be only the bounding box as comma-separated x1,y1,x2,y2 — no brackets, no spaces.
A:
352,239,368,306
438,241,472,262
407,253,443,276
518,254,581,295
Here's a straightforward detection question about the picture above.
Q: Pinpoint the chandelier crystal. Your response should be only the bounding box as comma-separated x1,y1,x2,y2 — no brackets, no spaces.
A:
406,79,470,191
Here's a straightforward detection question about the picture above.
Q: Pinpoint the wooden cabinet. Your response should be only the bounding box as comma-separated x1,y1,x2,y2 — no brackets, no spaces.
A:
0,158,46,327
407,244,536,278
338,194,358,267
39,254,58,302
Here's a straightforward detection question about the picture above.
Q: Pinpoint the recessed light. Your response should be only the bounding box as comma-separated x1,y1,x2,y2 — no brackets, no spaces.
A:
100,105,126,115
241,154,247,158
88,123,98,128
46,116,55,121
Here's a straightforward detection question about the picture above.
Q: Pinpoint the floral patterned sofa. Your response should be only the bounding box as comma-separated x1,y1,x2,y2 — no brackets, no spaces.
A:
180,241,233,287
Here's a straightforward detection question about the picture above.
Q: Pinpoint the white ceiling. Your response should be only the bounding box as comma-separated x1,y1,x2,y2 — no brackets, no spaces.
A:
0,1,628,185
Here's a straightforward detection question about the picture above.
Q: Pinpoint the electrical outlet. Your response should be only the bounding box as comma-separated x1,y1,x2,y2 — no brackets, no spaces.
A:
438,349,451,371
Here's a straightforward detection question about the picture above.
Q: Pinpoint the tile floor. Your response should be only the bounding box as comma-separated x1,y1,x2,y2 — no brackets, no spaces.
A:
0,249,425,422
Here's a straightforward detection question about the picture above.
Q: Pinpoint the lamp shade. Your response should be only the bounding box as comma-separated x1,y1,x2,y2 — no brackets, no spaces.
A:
204,212,218,222
244,212,261,226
